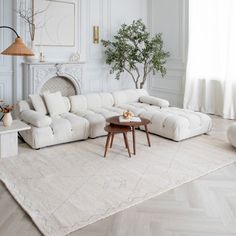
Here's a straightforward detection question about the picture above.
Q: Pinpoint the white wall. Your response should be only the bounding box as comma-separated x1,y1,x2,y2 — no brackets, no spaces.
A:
79,0,148,94
148,0,188,107
0,0,187,107
0,0,13,104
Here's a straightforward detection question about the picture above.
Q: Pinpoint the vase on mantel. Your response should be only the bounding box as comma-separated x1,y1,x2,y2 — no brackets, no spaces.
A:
25,41,40,63
3,112,13,127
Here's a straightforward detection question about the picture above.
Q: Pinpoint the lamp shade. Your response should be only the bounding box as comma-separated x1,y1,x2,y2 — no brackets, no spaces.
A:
1,37,34,56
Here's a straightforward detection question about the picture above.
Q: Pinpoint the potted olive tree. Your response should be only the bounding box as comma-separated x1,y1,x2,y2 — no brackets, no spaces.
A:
102,19,170,89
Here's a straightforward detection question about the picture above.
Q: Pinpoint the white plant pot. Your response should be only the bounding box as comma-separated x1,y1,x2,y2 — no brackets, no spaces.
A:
3,112,13,127
25,41,40,63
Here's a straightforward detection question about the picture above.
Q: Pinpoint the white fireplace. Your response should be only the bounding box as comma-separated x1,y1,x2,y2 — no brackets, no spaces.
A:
23,62,84,99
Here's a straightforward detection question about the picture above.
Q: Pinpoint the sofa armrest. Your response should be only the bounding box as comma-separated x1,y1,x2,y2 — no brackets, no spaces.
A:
139,96,169,108
20,110,52,128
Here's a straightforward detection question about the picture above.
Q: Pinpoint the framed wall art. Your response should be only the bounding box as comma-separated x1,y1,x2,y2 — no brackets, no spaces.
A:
34,0,76,47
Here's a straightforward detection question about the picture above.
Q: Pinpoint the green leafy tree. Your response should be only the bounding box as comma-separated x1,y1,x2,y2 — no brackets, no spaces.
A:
102,19,170,89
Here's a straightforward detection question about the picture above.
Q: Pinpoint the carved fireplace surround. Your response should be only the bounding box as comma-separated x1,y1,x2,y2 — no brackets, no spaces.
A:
23,62,84,99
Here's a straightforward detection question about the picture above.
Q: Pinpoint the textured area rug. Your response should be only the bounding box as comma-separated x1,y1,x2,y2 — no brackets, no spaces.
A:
0,131,235,236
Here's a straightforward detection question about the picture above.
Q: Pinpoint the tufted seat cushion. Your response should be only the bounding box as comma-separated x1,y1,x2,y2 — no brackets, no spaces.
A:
112,89,167,116
20,113,89,149
227,123,236,148
80,108,123,138
71,93,124,138
139,107,212,141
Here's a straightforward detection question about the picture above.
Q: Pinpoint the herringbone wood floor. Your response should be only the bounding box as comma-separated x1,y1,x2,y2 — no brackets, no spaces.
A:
0,116,236,236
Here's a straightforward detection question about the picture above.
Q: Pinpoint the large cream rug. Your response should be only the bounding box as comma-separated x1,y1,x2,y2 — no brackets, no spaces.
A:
0,131,235,236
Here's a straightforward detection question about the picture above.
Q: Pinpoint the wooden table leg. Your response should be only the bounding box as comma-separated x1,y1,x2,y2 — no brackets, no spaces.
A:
104,132,111,157
132,127,136,155
144,124,151,147
110,133,114,148
123,133,128,148
124,132,131,157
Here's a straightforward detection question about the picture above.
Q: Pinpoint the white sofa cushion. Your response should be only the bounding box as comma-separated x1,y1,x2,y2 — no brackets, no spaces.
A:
20,110,52,128
29,94,48,115
227,123,236,148
70,95,88,115
99,93,114,107
139,95,169,108
63,97,71,112
118,102,160,116
19,114,89,149
50,114,89,142
112,89,148,106
140,107,212,141
15,100,34,118
44,91,68,117
83,113,107,138
85,92,114,110
86,93,102,110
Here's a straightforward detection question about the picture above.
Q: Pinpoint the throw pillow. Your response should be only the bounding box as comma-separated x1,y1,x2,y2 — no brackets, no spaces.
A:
44,91,68,117
29,94,48,115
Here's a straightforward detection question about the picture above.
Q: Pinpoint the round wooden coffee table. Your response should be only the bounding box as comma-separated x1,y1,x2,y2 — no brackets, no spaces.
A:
106,116,151,155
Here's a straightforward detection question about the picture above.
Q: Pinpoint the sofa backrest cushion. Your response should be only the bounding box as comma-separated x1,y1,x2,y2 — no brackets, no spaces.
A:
100,93,114,107
70,95,88,114
85,92,114,110
63,97,71,112
86,93,102,110
112,89,148,106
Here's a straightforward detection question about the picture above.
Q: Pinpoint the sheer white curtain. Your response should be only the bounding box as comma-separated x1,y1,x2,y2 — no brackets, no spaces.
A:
184,0,236,119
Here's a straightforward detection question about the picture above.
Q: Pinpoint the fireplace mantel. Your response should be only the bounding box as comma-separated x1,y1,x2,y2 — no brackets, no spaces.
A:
23,62,85,99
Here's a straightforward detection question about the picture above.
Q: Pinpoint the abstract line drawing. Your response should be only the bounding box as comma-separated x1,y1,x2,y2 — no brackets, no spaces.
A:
35,0,75,46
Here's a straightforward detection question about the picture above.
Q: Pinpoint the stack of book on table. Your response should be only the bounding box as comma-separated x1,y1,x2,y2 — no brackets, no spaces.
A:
119,116,141,123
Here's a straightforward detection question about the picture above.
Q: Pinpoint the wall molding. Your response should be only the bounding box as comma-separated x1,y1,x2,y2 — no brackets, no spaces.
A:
147,0,188,107
1,0,187,107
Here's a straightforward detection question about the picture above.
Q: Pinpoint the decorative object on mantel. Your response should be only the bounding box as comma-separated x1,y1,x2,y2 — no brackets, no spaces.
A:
39,51,46,62
69,51,80,62
93,25,100,44
102,19,170,89
17,0,48,62
0,100,14,127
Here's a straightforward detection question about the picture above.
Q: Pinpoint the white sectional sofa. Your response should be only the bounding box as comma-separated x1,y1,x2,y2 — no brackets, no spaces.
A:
16,89,212,149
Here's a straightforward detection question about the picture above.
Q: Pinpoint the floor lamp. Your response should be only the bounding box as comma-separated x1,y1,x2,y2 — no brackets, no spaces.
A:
0,25,34,120
0,26,34,56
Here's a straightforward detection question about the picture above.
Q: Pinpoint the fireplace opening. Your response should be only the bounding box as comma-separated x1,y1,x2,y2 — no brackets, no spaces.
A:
40,76,78,97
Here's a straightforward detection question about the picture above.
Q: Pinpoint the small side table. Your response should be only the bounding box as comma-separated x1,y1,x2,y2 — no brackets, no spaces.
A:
104,125,132,158
106,116,151,155
0,120,31,159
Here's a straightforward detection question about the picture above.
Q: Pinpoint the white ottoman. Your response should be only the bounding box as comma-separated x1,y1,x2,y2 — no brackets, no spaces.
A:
227,123,236,148
140,107,212,141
